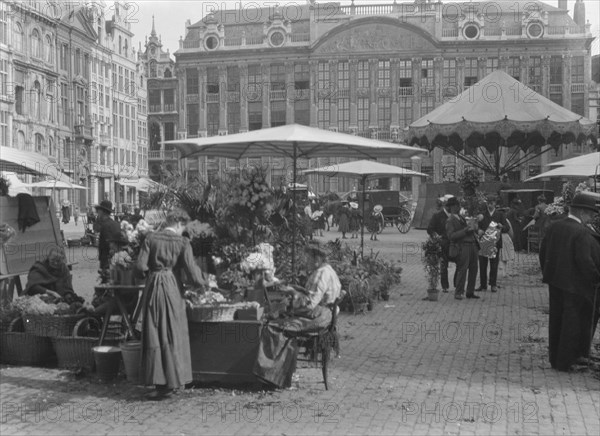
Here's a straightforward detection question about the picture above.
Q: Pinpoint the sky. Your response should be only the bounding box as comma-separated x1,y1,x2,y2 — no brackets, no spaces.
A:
125,0,600,57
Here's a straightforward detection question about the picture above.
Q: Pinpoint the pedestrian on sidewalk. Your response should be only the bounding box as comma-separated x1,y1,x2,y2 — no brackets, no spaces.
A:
61,198,71,224
539,191,600,371
349,202,360,239
427,196,453,292
93,200,122,282
446,197,480,300
73,205,79,226
476,194,509,293
499,219,516,278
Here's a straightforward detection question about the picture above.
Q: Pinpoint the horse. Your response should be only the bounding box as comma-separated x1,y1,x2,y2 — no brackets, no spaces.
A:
322,200,344,231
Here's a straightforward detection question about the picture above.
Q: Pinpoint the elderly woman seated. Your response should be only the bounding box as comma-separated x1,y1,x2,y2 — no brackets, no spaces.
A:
253,243,342,389
25,247,83,304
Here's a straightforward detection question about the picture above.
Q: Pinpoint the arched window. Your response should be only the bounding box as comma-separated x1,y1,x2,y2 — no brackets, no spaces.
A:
35,133,44,154
48,136,54,156
124,39,128,56
14,22,23,52
31,29,41,58
45,35,53,64
164,68,172,78
32,81,41,119
140,75,144,87
149,61,157,78
118,36,122,54
16,130,26,150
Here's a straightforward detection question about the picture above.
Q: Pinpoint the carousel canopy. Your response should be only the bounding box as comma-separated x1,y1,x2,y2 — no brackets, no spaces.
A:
408,71,598,178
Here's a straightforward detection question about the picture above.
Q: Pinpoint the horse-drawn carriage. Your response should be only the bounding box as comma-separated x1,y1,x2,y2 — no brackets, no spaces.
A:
341,190,413,234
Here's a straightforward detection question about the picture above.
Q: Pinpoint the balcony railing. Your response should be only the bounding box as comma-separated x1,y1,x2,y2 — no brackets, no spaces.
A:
164,104,175,112
206,93,220,103
246,36,263,45
148,150,179,160
149,104,161,113
399,87,413,97
442,28,458,38
224,38,242,47
485,27,502,36
549,84,563,94
270,90,287,100
182,39,201,49
506,27,522,36
290,33,310,42
98,133,111,144
571,83,586,93
339,4,393,15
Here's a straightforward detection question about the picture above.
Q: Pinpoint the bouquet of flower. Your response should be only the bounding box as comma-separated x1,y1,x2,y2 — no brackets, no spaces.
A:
479,221,500,259
110,250,133,269
240,243,279,283
545,196,566,216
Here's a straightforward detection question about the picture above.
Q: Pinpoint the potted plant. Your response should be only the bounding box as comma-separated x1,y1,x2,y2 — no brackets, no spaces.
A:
422,235,443,301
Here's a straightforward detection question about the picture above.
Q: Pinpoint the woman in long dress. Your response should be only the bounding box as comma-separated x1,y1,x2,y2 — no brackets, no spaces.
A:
135,210,206,400
337,202,350,238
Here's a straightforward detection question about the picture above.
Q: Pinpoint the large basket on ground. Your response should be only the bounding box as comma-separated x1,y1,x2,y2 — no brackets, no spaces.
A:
186,304,238,322
23,313,86,337
51,317,125,372
0,318,54,366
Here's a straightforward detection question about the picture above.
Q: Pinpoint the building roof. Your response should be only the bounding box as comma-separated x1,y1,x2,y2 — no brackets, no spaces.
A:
190,3,312,28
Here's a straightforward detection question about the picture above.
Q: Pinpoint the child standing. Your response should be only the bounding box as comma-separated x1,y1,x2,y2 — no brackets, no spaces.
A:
349,202,361,239
367,205,383,241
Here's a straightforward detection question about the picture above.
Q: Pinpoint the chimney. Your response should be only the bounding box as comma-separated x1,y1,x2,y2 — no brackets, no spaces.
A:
573,0,585,27
558,0,568,10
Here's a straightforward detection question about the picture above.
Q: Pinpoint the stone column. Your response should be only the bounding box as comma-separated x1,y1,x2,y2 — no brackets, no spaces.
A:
390,58,400,141
329,59,338,130
176,66,186,136
541,55,550,98
477,56,486,81
218,65,228,135
562,54,572,111
456,57,465,93
499,55,509,71
349,59,358,134
583,52,591,118
239,63,249,132
520,55,529,86
262,63,271,128
309,60,319,127
285,61,295,124
369,58,378,135
411,57,422,121
434,56,444,104
198,66,207,136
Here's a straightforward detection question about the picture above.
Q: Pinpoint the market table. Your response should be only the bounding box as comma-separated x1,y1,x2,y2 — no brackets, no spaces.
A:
94,284,144,345
188,320,263,384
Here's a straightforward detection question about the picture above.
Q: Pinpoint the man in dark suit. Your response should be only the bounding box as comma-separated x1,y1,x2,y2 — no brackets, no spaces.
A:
539,192,600,371
427,196,452,293
446,197,480,300
93,200,123,278
477,194,509,293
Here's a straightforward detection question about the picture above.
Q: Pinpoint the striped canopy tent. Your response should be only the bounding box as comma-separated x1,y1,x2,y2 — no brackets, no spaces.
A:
408,71,598,180
0,146,74,182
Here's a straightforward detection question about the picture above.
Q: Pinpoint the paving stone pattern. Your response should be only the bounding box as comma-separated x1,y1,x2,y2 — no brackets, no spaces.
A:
1,223,598,435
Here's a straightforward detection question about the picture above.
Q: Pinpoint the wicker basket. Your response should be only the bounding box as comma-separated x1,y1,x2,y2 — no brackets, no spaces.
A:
0,318,54,366
51,317,125,372
23,313,87,338
186,304,239,322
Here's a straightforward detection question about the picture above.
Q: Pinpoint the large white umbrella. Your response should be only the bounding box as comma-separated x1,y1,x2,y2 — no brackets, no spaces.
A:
117,177,165,193
27,180,87,190
166,124,427,274
303,160,428,256
0,172,32,196
526,152,600,189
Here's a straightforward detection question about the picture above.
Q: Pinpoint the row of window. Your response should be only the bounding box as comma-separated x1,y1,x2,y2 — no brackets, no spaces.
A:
184,57,587,95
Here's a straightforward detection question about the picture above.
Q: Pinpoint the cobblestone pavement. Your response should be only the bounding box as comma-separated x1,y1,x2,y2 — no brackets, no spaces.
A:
1,223,599,435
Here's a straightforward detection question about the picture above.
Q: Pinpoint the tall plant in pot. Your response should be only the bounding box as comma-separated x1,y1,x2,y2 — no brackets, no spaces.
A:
422,235,443,301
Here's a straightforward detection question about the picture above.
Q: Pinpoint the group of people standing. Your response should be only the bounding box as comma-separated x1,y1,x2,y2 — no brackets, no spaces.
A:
427,194,513,300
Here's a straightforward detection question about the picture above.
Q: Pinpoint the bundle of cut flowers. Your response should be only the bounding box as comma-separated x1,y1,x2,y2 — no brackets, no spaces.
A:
545,197,566,216
110,250,133,269
479,221,500,259
240,243,279,283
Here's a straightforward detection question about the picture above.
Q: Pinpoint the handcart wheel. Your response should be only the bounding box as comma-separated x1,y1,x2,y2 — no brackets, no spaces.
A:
396,208,412,234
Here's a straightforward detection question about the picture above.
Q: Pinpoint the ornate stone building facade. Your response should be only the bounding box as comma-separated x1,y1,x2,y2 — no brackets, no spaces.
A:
158,0,594,191
2,0,148,211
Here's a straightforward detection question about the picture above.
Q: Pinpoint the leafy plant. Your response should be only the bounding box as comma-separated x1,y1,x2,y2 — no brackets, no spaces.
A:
458,169,481,196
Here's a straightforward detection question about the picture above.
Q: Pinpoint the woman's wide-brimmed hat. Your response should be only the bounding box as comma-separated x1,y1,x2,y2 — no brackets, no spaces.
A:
349,202,359,209
94,200,114,214
373,205,383,213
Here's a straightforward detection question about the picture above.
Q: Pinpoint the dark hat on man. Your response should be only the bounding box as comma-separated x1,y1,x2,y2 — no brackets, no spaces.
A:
94,200,113,214
570,192,600,213
446,197,460,208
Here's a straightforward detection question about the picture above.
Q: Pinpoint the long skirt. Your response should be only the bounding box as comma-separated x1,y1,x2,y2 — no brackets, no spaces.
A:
140,270,192,389
500,234,515,261
338,213,350,234
253,307,332,388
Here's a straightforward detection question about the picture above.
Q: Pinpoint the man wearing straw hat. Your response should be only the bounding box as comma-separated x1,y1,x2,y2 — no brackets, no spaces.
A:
539,191,600,371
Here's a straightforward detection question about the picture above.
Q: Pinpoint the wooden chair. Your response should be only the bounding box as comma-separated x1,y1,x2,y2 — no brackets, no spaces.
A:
527,228,541,253
293,298,341,390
